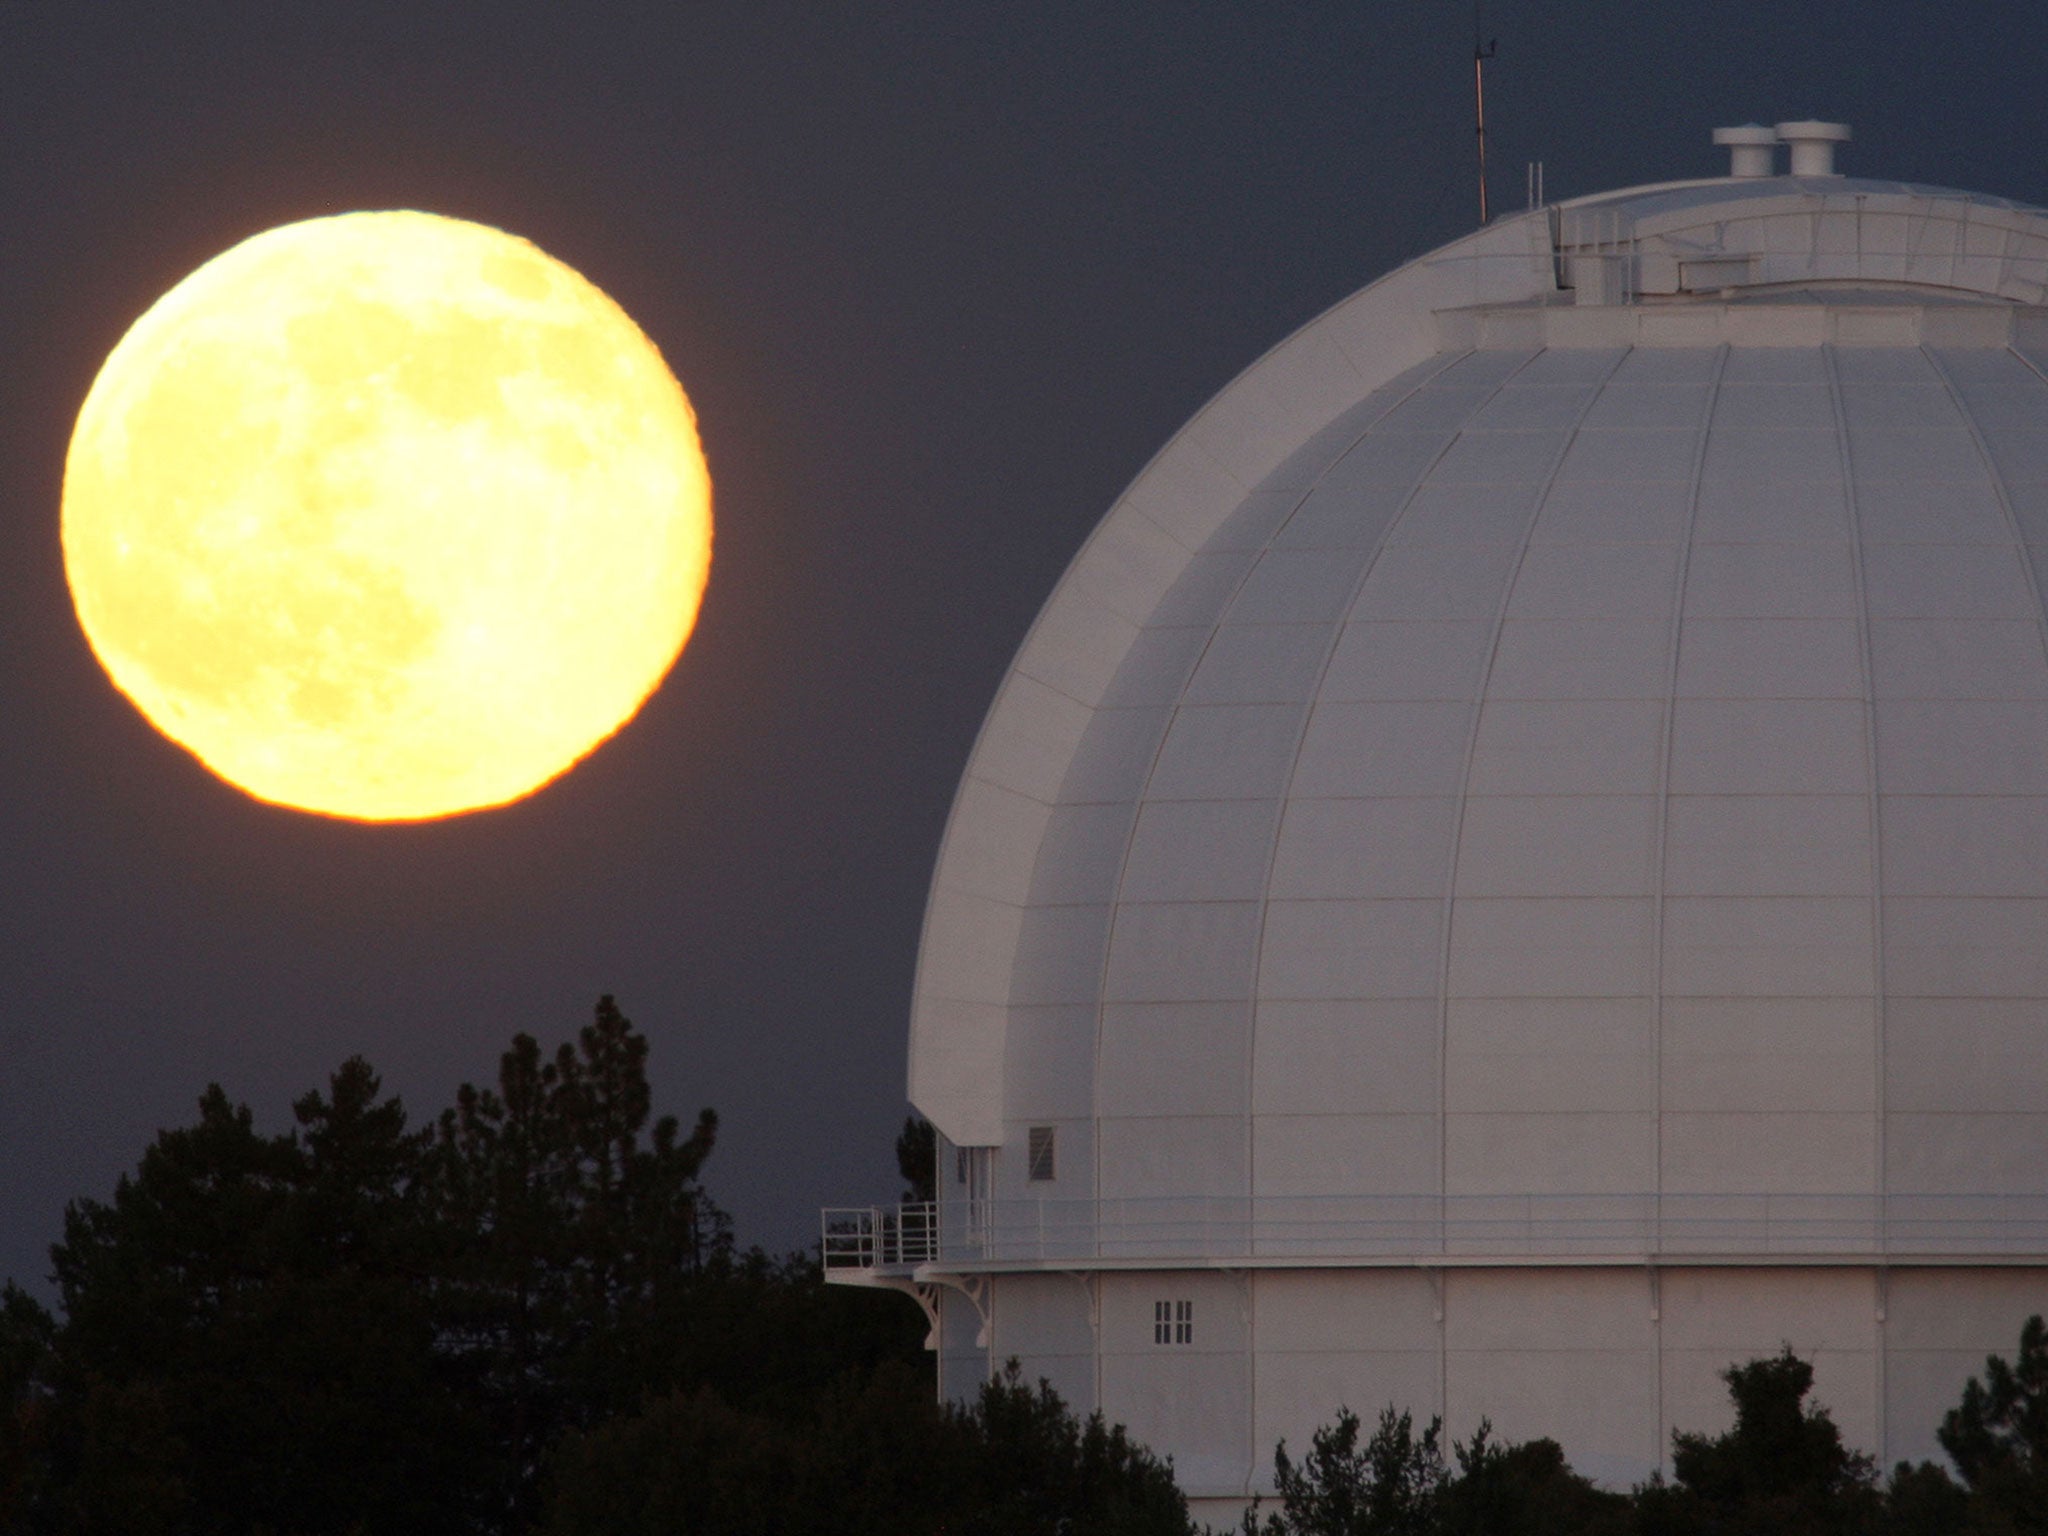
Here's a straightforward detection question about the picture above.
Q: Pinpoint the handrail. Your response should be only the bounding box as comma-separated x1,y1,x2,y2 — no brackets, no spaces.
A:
821,1193,2048,1273
821,1202,938,1270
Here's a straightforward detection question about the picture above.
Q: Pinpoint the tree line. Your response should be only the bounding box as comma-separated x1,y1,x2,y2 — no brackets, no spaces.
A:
1,1000,1165,1533
0,1005,2039,1534
1241,1325,2048,1535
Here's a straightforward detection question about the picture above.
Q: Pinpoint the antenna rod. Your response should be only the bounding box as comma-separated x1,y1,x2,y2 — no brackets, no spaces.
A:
1473,6,1497,224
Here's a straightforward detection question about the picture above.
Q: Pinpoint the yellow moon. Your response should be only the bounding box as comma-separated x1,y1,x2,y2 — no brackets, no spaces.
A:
61,211,712,822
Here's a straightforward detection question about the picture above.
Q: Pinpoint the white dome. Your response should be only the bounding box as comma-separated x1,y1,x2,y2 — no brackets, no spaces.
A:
911,171,2048,1254
886,165,2048,1501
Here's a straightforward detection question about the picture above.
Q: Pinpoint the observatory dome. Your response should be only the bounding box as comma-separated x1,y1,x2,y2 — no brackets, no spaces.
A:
863,129,2048,1507
917,162,2048,1222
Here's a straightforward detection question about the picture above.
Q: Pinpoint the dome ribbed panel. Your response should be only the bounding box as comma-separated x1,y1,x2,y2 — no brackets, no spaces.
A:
1259,347,1633,1215
1000,340,2048,1234
1869,346,2048,1203
1084,351,1534,1208
1661,346,1876,1214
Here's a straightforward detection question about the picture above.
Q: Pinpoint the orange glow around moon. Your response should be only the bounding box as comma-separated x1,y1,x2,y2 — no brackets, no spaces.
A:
62,211,712,821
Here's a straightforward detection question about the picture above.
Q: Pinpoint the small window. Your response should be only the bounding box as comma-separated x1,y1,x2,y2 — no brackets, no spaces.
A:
1027,1126,1056,1182
1153,1299,1192,1345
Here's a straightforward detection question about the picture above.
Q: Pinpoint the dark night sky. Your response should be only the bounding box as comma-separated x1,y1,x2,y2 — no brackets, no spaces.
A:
5,2,2047,1297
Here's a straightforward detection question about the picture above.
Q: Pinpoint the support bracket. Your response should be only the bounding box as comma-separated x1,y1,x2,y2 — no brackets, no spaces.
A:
927,1272,992,1351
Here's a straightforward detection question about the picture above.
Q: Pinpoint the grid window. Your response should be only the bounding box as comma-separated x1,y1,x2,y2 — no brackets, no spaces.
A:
1027,1126,1056,1182
1154,1299,1192,1345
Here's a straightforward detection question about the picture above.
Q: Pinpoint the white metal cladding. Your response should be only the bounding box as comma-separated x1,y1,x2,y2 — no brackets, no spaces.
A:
1091,1263,2047,1505
912,173,2048,1226
975,334,2048,1220
894,165,2048,1508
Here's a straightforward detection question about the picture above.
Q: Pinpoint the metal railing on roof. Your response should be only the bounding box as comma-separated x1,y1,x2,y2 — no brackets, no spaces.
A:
821,1192,2048,1274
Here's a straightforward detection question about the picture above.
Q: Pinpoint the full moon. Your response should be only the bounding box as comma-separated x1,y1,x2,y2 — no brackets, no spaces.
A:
62,211,712,821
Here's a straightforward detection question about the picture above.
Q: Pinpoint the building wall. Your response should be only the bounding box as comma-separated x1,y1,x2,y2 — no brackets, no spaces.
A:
948,1264,2048,1505
987,1272,1097,1419
1099,1270,1253,1496
938,1281,986,1407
